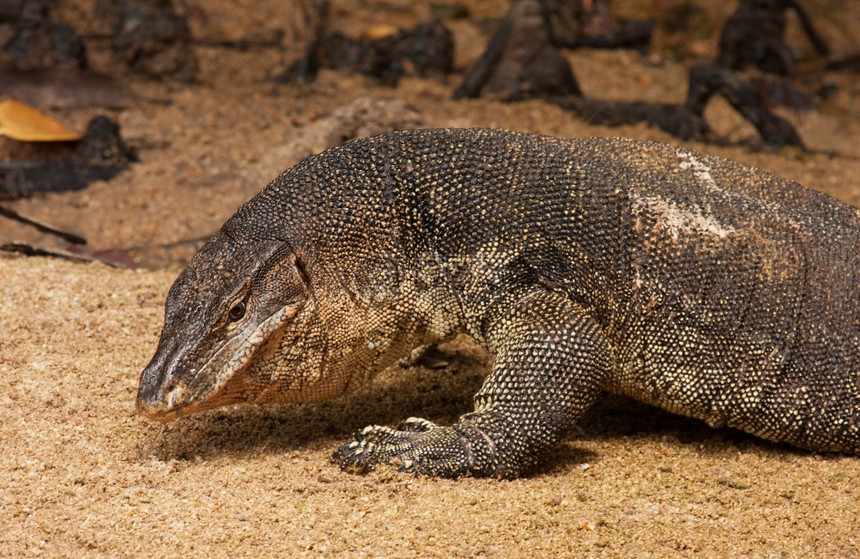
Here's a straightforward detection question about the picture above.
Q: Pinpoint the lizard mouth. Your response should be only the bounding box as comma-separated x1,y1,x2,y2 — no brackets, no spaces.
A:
135,378,245,422
136,399,190,423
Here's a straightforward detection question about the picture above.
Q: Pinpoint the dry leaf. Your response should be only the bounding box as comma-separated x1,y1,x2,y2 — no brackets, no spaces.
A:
0,99,83,142
361,25,399,41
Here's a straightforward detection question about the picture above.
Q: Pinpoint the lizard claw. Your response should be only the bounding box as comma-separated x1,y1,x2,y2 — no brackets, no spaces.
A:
332,417,504,478
332,423,428,474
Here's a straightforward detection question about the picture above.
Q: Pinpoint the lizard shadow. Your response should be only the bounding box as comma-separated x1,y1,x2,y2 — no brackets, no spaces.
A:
136,341,491,462
136,342,807,466
573,393,809,459
519,394,804,478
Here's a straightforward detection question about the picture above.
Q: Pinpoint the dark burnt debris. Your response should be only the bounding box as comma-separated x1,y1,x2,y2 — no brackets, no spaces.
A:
542,62,803,149
0,1,192,109
283,1,453,87
715,0,835,113
454,0,582,101
456,0,812,149
300,22,453,87
717,0,830,76
0,115,136,199
0,0,86,71
540,0,653,50
108,0,197,81
0,0,196,79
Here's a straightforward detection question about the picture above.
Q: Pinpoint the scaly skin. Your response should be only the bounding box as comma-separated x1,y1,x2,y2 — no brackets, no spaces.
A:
137,128,860,478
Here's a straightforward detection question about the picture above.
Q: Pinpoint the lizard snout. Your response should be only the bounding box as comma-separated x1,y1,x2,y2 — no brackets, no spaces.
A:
136,343,191,422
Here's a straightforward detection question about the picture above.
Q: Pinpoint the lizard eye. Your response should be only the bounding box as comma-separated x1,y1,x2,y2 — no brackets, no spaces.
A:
227,301,247,323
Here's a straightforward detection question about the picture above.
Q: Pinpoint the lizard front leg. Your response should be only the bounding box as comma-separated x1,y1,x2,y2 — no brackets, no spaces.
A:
333,291,613,478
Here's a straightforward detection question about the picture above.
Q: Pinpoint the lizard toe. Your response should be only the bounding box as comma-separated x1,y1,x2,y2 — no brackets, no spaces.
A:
333,420,503,478
397,417,438,433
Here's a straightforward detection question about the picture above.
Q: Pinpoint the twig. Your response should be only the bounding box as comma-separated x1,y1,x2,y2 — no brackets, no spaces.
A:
0,239,111,265
0,204,87,244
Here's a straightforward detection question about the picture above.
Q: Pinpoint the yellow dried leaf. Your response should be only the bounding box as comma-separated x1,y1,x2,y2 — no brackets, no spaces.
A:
361,25,398,41
0,99,83,142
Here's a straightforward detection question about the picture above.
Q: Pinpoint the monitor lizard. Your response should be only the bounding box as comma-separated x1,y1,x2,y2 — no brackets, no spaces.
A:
136,128,860,478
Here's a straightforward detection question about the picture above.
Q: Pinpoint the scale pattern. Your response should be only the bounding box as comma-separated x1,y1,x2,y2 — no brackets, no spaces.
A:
137,128,860,478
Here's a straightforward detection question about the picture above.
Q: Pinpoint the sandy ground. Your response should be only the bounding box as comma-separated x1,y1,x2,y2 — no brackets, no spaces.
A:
2,0,860,557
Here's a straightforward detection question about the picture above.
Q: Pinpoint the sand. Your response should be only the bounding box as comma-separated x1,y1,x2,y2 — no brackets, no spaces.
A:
2,0,859,557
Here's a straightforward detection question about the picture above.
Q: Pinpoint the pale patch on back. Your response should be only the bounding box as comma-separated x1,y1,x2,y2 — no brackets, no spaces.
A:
631,192,736,240
677,149,719,191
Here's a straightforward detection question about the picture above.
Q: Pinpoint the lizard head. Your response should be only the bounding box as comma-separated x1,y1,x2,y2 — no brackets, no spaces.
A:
137,223,402,421
136,230,302,421
136,223,414,423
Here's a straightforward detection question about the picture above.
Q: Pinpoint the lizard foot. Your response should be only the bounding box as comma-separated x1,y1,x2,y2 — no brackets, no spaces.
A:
332,416,500,478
